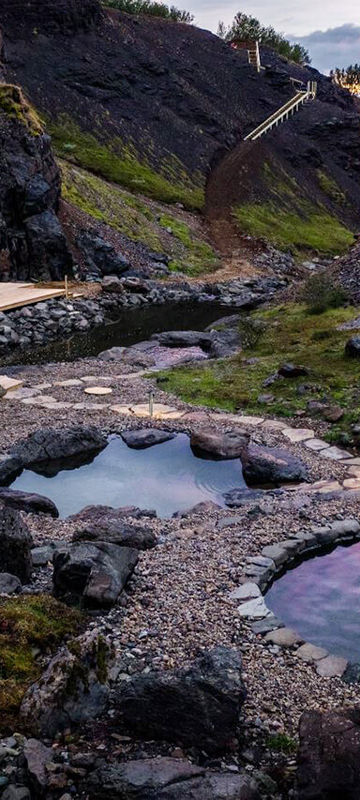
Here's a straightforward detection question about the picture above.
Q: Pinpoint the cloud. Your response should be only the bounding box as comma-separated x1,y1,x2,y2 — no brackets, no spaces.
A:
288,23,360,73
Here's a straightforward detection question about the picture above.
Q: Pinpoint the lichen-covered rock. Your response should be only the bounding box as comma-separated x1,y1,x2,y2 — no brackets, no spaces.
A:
0,506,32,582
20,631,113,738
121,429,175,450
116,647,246,753
72,506,157,550
0,572,21,594
53,541,138,607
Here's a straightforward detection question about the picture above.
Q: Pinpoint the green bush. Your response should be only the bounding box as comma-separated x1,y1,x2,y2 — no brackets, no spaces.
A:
103,0,193,22
238,316,266,349
301,273,348,314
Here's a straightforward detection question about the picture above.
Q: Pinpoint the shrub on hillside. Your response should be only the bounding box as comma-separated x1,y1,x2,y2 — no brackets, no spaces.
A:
300,273,348,314
217,12,310,65
103,0,193,23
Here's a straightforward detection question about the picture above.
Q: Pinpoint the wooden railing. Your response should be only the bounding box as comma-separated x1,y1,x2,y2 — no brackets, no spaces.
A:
244,80,317,141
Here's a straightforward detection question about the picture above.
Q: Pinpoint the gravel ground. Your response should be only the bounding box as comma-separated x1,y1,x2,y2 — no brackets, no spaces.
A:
1,354,360,769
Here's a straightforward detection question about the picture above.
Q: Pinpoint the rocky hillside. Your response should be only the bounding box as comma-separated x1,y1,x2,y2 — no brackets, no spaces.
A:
0,0,359,276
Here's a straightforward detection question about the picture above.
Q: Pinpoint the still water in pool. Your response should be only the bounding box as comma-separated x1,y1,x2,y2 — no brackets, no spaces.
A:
11,434,246,519
266,542,360,663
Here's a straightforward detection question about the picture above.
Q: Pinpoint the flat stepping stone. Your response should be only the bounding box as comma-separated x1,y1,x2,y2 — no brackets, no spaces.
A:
54,379,83,387
264,627,303,647
233,414,264,426
84,387,113,396
344,478,360,489
282,428,314,443
229,582,261,601
348,466,360,478
340,457,360,466
237,596,272,619
22,395,57,405
305,438,329,451
0,375,23,393
262,420,288,431
32,383,53,390
320,446,352,461
130,403,185,420
296,643,328,662
3,387,40,400
252,616,284,634
308,479,343,494
81,376,114,384
111,405,132,415
316,655,348,677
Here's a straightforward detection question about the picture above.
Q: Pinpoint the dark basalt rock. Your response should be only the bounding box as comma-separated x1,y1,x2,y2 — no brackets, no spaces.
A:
11,425,107,468
69,504,157,521
190,428,249,460
121,429,176,450
72,505,157,550
0,86,73,282
153,330,213,349
345,337,360,358
298,708,360,800
0,505,32,582
278,363,309,378
53,541,138,608
0,0,103,35
76,230,129,279
241,444,307,486
86,758,260,800
115,646,246,753
0,488,59,517
0,572,22,594
0,453,22,484
224,487,268,507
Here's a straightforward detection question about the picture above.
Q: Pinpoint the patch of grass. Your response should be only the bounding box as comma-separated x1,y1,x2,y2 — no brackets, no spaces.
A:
317,170,346,205
267,733,297,754
159,213,219,275
0,85,42,135
0,595,81,732
60,162,218,275
233,203,354,256
48,115,204,210
157,303,360,444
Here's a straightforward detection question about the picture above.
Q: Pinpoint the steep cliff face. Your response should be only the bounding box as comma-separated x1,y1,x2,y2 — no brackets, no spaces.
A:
0,0,103,35
0,84,73,281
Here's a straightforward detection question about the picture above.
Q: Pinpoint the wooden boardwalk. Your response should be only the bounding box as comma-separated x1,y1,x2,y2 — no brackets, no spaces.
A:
0,283,66,311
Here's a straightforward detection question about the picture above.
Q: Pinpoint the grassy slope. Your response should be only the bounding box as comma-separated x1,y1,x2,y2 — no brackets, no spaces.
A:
49,115,204,211
60,161,219,276
233,164,354,257
157,303,360,444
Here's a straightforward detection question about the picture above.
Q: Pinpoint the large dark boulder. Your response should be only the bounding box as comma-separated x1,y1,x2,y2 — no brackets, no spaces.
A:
86,758,259,800
0,488,59,517
121,429,176,450
116,647,246,753
241,444,307,485
297,709,360,800
72,505,157,550
153,331,212,350
207,328,242,358
53,541,138,608
0,572,21,594
0,453,22,484
69,504,157,522
345,337,360,358
11,425,107,467
190,428,249,459
76,230,129,279
24,210,72,282
0,505,32,582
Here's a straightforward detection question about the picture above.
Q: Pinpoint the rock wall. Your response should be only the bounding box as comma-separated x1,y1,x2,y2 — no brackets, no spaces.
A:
0,84,73,281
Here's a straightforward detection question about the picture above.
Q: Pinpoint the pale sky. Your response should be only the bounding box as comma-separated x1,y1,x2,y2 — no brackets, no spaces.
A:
189,1,360,72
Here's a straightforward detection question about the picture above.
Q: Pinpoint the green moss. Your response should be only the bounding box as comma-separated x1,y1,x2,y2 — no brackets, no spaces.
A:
0,595,81,732
156,303,360,444
267,733,297,754
60,161,218,276
233,204,353,256
159,213,219,276
48,115,204,210
317,170,346,205
0,85,42,135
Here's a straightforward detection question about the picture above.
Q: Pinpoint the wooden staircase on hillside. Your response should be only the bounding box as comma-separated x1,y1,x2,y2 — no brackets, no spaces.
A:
230,39,262,72
244,81,317,141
